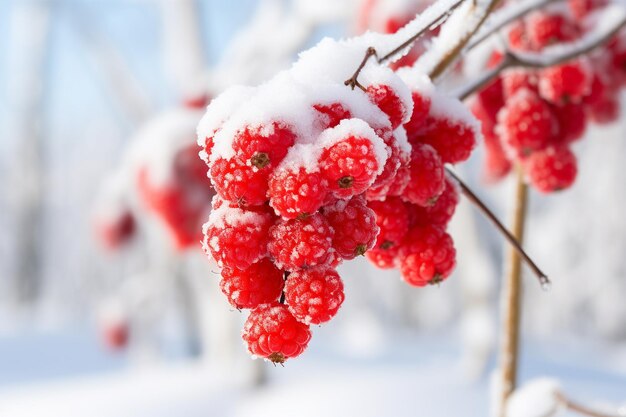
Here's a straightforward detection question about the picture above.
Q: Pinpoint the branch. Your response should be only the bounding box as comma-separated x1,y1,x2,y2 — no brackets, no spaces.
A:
453,7,626,99
445,167,550,287
344,0,467,88
378,0,466,63
429,0,505,80
555,392,622,417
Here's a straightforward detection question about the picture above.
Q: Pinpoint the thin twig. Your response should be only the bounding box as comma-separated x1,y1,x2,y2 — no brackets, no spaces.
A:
344,0,466,89
378,0,466,63
344,47,378,91
445,167,550,287
555,392,621,417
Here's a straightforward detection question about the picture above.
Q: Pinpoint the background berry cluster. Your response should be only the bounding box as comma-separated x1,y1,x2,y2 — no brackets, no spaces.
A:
472,0,626,192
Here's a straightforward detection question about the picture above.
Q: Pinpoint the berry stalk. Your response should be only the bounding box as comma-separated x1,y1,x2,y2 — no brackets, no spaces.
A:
497,167,528,417
445,168,549,286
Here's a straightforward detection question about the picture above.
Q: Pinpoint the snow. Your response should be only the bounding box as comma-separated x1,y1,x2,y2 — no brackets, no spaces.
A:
0,334,624,417
506,378,561,417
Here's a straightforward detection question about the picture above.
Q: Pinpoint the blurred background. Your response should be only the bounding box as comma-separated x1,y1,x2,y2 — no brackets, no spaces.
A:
0,0,625,416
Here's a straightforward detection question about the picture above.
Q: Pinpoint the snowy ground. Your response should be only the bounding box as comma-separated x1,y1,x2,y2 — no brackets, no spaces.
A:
0,328,624,417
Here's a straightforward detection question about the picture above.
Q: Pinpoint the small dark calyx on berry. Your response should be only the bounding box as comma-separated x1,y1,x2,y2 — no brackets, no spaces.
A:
354,244,368,256
429,274,443,285
380,240,394,250
296,213,311,221
251,152,270,168
427,196,439,206
236,196,248,207
338,176,354,189
268,352,286,365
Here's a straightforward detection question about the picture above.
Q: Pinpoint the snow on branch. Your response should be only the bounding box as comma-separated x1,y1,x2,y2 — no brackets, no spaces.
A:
468,0,560,50
453,3,626,100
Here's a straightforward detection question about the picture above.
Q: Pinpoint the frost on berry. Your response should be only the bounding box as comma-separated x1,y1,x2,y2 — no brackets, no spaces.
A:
220,259,284,309
526,11,579,49
318,119,386,198
242,303,311,363
210,157,271,207
398,225,456,287
268,165,328,219
366,84,408,129
203,204,272,270
365,245,400,269
538,60,592,104
367,196,409,250
403,143,445,207
524,146,578,193
313,102,352,130
323,196,379,259
268,213,335,270
498,89,557,157
284,267,345,324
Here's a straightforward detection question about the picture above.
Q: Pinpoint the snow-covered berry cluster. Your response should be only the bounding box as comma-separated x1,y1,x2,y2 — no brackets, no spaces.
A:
197,36,480,363
472,3,626,192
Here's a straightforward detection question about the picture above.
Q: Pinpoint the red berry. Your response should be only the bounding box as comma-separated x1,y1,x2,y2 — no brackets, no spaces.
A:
552,102,587,144
498,89,556,156
502,69,538,99
403,143,445,207
220,259,285,309
365,245,400,269
284,267,345,324
210,157,271,206
421,176,460,226
404,91,432,136
417,115,477,164
588,92,621,124
102,320,129,351
484,130,512,182
385,165,411,196
524,146,578,193
319,135,381,198
368,196,409,250
366,84,408,129
313,103,352,129
538,61,592,104
268,167,328,219
232,122,296,170
508,20,533,51
95,210,136,250
203,206,272,269
526,12,579,49
398,225,456,287
323,197,379,259
268,213,335,270
242,303,311,363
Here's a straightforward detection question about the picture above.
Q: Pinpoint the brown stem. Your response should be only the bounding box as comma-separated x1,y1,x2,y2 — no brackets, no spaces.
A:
497,167,528,417
344,47,378,91
555,392,622,417
445,167,549,286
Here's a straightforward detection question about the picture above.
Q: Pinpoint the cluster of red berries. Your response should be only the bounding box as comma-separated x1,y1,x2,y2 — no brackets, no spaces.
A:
197,42,479,362
472,2,626,192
